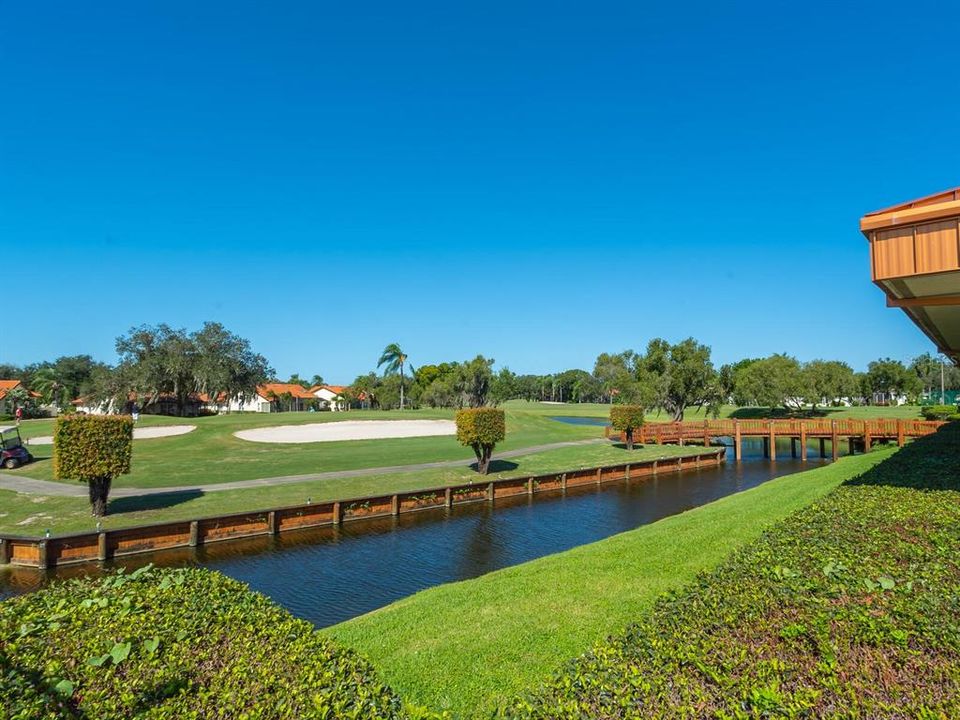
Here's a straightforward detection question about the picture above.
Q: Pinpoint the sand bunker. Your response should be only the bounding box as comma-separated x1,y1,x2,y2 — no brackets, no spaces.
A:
234,419,456,444
28,424,196,445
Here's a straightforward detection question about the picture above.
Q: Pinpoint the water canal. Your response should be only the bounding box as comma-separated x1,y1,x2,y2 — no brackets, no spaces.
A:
0,439,830,627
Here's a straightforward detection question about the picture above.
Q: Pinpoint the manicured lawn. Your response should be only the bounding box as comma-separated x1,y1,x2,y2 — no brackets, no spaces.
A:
10,407,604,488
505,423,960,719
328,446,897,717
0,442,706,536
8,403,924,490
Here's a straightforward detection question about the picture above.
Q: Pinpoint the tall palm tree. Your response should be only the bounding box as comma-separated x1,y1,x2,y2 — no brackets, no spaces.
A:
30,367,63,408
377,343,410,410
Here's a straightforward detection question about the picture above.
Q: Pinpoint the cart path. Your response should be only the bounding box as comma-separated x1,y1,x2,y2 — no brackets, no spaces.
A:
0,438,609,499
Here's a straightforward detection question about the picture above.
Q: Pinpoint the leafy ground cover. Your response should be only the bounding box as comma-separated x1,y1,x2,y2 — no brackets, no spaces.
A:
0,566,406,719
0,442,704,535
329,447,896,717
502,423,960,719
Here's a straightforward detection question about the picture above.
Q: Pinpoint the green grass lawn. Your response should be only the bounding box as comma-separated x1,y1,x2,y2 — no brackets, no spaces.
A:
9,407,604,489
0,442,706,536
8,402,923,490
328,447,898,717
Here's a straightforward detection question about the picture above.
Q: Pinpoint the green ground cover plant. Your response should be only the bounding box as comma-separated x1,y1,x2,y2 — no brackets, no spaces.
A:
0,566,406,719
330,448,895,717
502,424,960,719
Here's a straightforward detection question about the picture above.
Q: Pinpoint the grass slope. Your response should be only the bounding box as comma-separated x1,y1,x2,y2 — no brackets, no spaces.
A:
0,443,704,536
328,447,897,717
506,423,960,719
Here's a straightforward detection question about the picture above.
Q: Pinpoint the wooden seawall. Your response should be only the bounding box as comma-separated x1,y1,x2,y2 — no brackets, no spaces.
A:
0,448,724,569
605,418,945,461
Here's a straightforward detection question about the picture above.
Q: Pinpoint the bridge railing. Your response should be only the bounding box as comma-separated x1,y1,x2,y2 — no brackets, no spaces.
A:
605,418,946,444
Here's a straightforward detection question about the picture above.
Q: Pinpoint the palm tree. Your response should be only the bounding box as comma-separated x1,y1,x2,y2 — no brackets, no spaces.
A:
30,367,63,408
377,343,410,410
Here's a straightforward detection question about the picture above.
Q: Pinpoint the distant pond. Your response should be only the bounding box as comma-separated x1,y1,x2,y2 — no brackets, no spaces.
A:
550,415,610,426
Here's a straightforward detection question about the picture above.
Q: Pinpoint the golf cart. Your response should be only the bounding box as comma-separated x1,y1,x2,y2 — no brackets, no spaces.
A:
0,426,33,469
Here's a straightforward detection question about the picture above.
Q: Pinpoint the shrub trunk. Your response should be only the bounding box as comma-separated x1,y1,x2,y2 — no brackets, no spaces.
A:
88,476,112,517
625,427,634,451
472,443,494,474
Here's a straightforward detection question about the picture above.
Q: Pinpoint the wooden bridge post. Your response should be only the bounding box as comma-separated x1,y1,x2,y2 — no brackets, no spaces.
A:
678,422,684,447
831,420,839,461
0,539,9,565
703,420,710,448
864,425,872,451
639,425,647,444
897,420,905,447
733,420,742,461
799,424,808,462
655,426,663,445
767,421,776,461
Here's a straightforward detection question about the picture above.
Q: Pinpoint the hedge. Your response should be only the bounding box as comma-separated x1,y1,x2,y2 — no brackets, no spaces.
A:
503,423,960,718
53,414,133,517
53,414,133,481
0,567,407,719
456,407,506,474
921,404,960,421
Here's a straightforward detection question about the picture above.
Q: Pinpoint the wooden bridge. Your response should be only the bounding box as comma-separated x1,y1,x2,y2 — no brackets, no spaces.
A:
605,418,946,461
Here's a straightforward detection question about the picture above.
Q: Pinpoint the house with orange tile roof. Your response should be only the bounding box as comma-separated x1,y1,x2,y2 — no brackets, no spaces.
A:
309,384,350,411
0,380,40,415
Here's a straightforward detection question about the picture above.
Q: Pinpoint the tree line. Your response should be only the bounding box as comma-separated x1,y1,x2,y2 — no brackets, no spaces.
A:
3,325,958,418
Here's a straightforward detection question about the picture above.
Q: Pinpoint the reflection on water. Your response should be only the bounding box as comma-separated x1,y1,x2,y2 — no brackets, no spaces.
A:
0,439,831,627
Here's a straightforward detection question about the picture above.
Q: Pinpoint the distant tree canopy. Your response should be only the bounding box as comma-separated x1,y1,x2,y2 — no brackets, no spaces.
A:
105,322,272,415
863,358,922,401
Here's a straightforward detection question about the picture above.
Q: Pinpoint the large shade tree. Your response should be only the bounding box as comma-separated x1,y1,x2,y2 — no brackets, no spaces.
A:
377,343,410,410
636,338,719,421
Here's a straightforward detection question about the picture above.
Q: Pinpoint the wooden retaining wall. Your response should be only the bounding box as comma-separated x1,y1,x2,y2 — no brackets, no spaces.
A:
0,449,724,569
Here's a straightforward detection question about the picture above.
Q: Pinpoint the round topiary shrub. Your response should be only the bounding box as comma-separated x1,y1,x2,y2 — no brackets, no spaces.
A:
610,405,645,450
456,407,506,474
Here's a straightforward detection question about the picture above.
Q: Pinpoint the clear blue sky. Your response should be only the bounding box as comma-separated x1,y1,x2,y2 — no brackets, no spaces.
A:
4,2,959,381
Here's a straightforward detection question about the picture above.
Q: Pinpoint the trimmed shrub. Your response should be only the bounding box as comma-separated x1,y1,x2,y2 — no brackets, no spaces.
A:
503,424,960,718
456,407,506,474
53,415,133,517
0,566,406,718
609,404,645,450
922,404,959,420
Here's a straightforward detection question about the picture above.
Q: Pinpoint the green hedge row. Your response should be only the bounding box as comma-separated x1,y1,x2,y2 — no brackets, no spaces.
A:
503,423,960,718
0,567,407,719
921,404,960,421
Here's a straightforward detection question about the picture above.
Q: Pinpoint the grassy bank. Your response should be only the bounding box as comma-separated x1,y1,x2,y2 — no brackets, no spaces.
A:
328,446,897,717
505,423,960,718
0,442,706,536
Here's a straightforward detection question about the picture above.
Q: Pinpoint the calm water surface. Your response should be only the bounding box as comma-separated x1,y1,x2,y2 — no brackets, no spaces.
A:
0,439,830,627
